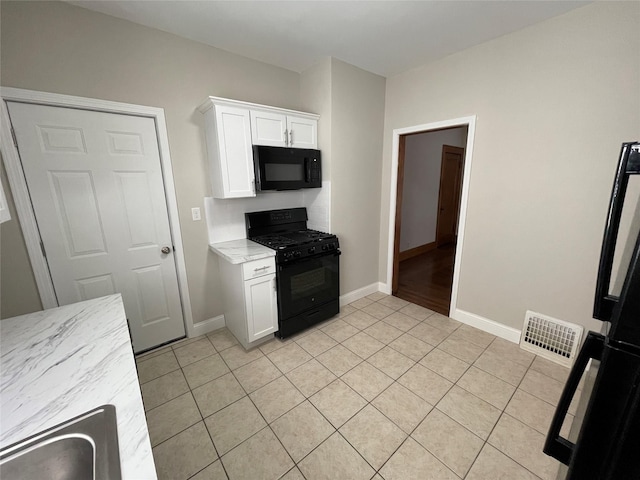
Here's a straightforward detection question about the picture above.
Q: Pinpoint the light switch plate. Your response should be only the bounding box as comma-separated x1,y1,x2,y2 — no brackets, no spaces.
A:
191,207,201,221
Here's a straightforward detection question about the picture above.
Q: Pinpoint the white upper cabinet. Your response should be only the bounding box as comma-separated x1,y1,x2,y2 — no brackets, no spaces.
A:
251,110,318,149
199,97,319,199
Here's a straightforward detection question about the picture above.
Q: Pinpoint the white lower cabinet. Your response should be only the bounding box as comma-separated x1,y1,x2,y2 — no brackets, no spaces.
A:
219,257,278,349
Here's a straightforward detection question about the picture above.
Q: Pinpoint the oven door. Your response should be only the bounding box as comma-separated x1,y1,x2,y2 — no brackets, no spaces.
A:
277,252,339,321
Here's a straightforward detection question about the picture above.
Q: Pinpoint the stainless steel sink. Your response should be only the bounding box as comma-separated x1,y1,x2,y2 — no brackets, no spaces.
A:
0,404,121,480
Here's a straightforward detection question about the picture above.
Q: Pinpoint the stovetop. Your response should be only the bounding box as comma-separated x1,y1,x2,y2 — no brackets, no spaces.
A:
250,229,336,250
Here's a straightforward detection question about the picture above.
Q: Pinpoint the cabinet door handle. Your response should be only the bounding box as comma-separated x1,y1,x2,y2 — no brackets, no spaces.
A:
284,129,288,146
254,266,270,272
289,129,293,146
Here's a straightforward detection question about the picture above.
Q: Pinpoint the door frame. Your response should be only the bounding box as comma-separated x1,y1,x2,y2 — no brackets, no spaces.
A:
0,87,195,336
386,115,476,316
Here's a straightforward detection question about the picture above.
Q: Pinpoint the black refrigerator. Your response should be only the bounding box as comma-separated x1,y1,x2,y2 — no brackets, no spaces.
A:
544,142,640,479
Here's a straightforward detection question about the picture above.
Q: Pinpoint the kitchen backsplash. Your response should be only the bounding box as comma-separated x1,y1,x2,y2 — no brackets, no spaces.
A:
205,181,331,244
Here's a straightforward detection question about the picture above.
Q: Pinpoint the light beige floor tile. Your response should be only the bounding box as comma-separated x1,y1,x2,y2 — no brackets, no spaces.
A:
407,322,450,346
389,333,434,361
436,385,500,440
457,366,516,410
233,356,282,393
342,361,393,401
449,324,496,348
204,396,266,455
377,295,410,310
379,437,458,480
361,301,395,320
136,344,172,363
474,350,529,386
192,372,246,417
342,331,385,359
207,328,239,352
342,310,379,330
190,460,228,480
339,404,406,469
173,338,216,367
420,348,470,382
316,344,363,376
137,350,180,384
271,401,335,462
249,376,305,423
221,427,294,480
267,342,312,373
367,346,415,379
219,345,265,371
486,337,535,368
382,311,421,332
259,337,290,355
372,382,432,433
147,392,201,446
399,303,436,321
349,297,375,309
519,368,564,405
141,369,190,411
286,358,337,397
489,414,559,480
310,379,367,428
530,355,570,383
320,319,360,343
298,432,375,480
505,389,557,435
364,320,404,344
152,422,217,480
336,304,357,318
182,353,230,389
422,313,461,334
366,291,389,302
439,336,485,363
398,364,453,405
466,444,540,480
280,467,305,480
413,409,483,477
295,330,337,357
169,335,204,350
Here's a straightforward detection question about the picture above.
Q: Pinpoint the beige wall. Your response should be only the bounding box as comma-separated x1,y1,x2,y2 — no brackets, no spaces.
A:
0,1,301,323
380,2,640,332
330,59,386,294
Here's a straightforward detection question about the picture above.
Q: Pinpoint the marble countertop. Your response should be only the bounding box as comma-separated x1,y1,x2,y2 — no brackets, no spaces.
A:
209,238,275,264
0,294,156,479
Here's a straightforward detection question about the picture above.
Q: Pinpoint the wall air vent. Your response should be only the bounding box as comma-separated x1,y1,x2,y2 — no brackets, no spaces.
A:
520,311,584,367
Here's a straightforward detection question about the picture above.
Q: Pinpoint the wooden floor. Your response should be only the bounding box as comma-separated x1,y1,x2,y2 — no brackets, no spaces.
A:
395,243,456,316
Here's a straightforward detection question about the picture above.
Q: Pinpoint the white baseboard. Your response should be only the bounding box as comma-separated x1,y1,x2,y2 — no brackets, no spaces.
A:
192,314,225,337
340,282,381,306
451,308,521,344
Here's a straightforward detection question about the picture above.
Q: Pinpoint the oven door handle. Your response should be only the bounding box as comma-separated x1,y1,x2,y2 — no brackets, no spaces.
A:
543,331,605,465
279,250,340,267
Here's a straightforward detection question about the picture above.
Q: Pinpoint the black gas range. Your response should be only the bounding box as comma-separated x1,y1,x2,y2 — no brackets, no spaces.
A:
246,208,340,338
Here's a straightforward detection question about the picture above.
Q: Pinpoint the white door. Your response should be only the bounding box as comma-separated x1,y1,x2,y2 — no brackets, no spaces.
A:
287,115,317,149
7,102,185,352
250,110,287,147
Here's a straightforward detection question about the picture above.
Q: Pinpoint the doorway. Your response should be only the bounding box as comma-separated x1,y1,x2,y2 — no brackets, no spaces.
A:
1,88,193,352
388,117,475,318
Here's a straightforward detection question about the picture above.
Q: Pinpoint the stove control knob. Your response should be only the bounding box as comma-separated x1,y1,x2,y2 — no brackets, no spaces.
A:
294,251,302,258
309,246,316,254
322,244,328,251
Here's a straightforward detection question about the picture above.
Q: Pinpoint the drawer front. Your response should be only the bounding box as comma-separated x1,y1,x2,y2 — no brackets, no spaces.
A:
242,258,275,280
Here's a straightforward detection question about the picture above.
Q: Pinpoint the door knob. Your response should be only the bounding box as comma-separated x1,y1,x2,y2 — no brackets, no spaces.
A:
161,246,172,254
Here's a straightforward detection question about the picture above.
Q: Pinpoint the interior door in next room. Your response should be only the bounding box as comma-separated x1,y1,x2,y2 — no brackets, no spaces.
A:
7,101,185,352
436,145,465,247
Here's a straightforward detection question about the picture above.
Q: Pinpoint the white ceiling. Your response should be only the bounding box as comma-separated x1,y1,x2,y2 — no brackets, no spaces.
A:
67,1,589,77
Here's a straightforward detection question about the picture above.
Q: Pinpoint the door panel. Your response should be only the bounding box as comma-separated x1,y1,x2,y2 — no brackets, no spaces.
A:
436,145,464,247
8,101,185,352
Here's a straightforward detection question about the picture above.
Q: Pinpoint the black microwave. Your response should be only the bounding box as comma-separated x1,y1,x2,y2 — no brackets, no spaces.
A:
253,146,321,191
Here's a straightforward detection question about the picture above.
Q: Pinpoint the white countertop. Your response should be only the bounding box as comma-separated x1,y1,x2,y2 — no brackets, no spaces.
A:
209,238,275,264
0,294,156,479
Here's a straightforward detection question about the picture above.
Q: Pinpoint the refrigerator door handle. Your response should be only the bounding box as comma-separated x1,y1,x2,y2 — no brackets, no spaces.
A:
544,331,606,465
